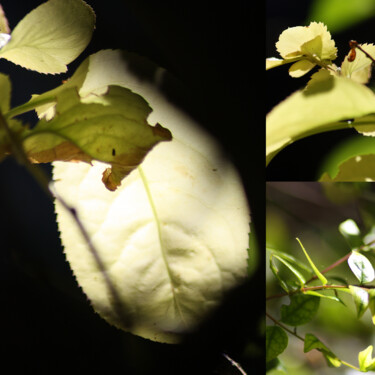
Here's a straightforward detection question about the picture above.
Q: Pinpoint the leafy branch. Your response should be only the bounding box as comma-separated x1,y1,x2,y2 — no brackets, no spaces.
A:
266,218,375,373
266,22,375,181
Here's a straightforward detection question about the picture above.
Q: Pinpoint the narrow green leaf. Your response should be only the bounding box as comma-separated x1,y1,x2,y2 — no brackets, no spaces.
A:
281,293,320,326
21,86,172,191
348,251,375,284
349,285,369,318
296,238,327,285
266,326,288,363
272,254,306,286
359,345,375,371
269,256,290,292
303,290,340,302
304,333,341,368
0,0,95,73
267,247,311,273
266,70,375,165
339,219,363,250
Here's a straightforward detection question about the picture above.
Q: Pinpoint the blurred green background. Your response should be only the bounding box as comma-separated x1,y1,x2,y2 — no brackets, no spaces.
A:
267,182,375,374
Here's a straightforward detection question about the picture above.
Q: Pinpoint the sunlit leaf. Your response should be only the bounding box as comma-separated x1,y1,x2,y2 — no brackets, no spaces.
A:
53,55,250,343
281,294,320,326
296,237,327,285
266,326,288,363
339,219,363,249
303,291,340,302
0,0,95,74
271,254,306,286
348,251,375,284
269,256,290,293
304,333,341,367
276,22,337,61
341,44,375,84
267,247,311,273
359,345,375,371
266,69,375,165
349,285,369,318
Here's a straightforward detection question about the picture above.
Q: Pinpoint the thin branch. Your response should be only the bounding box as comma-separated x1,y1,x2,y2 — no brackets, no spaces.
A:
222,353,247,375
0,111,133,329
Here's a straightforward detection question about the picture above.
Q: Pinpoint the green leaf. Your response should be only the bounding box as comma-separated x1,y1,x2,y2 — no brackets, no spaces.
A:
304,333,341,367
281,293,320,326
266,326,288,363
20,86,171,191
267,247,311,273
308,0,375,33
296,237,327,285
269,256,292,292
359,345,375,371
0,0,95,74
348,251,375,284
303,291,340,302
266,69,375,165
349,285,369,318
271,254,306,286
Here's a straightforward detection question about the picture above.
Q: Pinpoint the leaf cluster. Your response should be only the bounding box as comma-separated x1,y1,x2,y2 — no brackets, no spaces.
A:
266,22,375,181
267,218,375,373
0,0,172,191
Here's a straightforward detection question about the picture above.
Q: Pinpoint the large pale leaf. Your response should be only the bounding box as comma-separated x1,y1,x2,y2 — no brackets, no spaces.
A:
266,69,375,165
52,56,250,343
0,0,95,74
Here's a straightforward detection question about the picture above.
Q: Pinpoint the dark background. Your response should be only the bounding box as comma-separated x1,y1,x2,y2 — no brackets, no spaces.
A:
0,1,262,374
267,0,375,181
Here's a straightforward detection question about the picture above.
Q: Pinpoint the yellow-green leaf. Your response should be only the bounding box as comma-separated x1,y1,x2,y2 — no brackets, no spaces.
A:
0,0,95,74
22,86,171,190
266,69,375,165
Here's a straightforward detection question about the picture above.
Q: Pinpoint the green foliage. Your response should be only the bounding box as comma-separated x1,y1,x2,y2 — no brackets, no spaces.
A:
266,22,375,180
266,183,375,373
281,294,320,326
266,326,288,363
0,0,95,74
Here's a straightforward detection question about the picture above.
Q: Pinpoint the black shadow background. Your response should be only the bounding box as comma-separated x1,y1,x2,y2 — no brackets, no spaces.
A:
0,1,263,374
